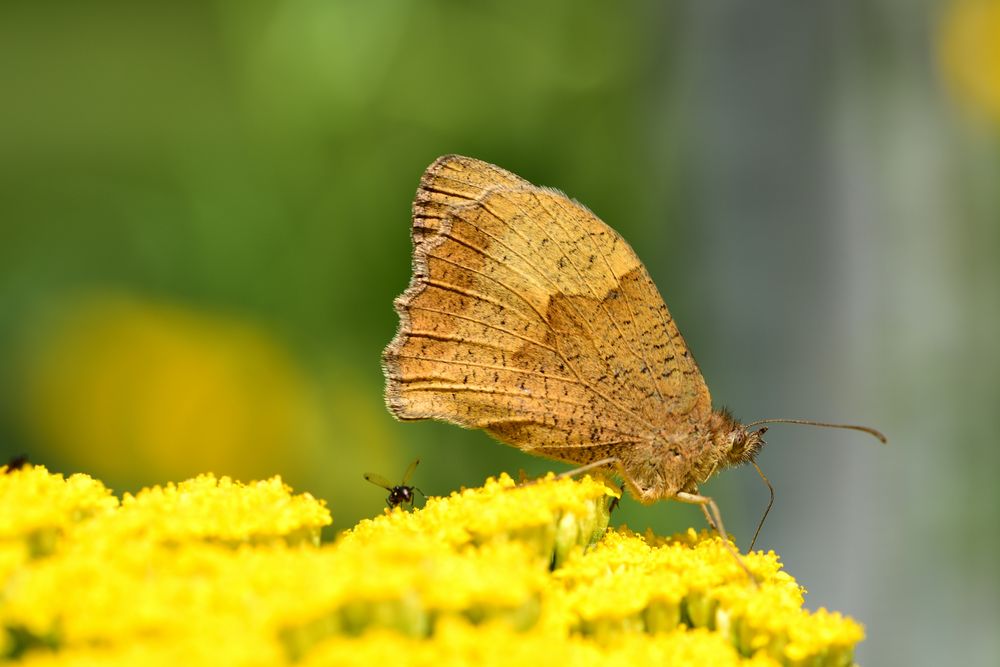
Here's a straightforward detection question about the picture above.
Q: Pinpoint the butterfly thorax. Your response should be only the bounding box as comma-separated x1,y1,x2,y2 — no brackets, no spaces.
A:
622,409,763,504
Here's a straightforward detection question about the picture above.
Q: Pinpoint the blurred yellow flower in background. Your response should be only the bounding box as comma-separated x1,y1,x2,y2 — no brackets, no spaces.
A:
17,295,321,482
939,0,1000,124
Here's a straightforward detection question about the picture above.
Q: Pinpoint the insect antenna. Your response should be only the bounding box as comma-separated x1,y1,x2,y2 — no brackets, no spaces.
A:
748,460,774,552
744,418,886,443
741,419,883,551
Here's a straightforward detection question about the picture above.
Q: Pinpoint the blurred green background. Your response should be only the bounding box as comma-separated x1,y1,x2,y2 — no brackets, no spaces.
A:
2,0,998,664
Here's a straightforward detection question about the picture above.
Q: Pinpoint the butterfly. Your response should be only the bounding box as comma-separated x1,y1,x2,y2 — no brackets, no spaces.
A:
382,155,884,551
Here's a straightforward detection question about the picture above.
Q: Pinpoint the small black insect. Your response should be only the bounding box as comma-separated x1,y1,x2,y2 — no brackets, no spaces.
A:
607,481,625,514
364,458,424,509
4,455,29,473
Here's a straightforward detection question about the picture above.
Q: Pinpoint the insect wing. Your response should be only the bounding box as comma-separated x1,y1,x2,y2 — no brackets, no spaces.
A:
401,458,420,485
363,472,395,491
383,155,712,463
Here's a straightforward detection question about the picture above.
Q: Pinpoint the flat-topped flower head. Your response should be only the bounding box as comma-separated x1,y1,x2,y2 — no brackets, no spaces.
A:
0,468,863,667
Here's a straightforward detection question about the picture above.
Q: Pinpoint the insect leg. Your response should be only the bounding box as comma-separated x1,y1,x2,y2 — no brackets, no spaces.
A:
698,504,717,531
555,457,621,480
676,491,757,586
608,481,626,514
514,457,621,501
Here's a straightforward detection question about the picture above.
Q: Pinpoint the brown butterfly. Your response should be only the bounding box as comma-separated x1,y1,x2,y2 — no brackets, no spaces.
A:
382,155,884,553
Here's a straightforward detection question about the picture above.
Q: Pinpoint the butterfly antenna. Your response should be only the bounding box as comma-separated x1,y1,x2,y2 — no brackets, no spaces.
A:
748,460,774,552
744,418,886,444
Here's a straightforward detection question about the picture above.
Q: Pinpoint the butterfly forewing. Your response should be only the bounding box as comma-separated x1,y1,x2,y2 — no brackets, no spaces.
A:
383,156,712,464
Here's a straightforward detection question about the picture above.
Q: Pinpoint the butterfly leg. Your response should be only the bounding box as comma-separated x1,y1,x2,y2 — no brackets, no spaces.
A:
558,458,628,513
676,491,757,586
698,504,717,531
512,457,620,491
555,457,621,480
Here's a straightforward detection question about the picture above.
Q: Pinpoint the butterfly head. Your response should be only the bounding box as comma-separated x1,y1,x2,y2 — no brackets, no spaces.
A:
726,426,767,466
711,409,766,468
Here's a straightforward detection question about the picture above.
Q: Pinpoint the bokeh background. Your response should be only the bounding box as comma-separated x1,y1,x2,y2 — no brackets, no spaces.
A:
2,1,998,664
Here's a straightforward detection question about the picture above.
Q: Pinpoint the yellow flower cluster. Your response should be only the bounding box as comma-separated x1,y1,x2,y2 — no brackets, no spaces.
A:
0,465,864,666
17,295,319,481
939,0,1000,124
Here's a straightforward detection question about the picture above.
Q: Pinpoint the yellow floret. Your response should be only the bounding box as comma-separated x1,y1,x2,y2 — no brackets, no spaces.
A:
108,474,332,545
343,472,616,567
0,466,117,539
300,619,782,667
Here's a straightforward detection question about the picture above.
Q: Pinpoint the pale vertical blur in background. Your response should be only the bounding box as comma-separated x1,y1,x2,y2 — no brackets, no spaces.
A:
1,1,998,664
